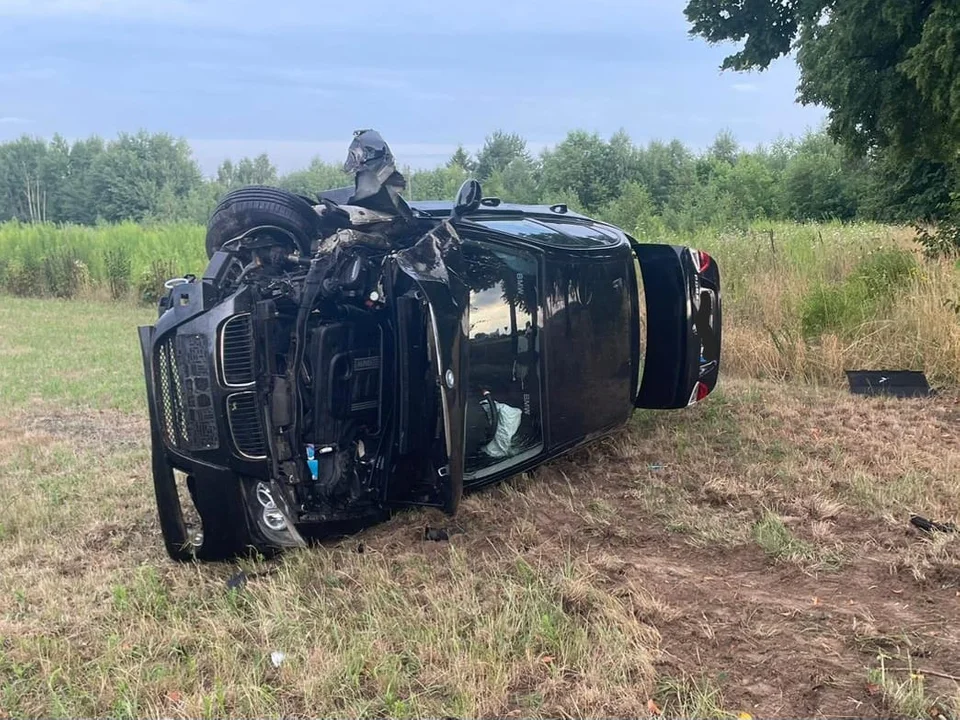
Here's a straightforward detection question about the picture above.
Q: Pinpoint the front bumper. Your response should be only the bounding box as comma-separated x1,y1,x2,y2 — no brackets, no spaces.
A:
139,281,269,480
138,279,295,556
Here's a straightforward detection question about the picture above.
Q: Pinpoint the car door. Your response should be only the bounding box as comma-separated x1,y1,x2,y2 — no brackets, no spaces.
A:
458,238,547,485
394,221,470,513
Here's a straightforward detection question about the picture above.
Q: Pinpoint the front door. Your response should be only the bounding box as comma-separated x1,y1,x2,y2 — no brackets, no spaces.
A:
460,240,546,484
394,222,470,513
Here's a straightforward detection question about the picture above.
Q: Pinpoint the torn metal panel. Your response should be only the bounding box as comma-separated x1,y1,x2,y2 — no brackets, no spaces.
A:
343,129,413,221
318,228,394,254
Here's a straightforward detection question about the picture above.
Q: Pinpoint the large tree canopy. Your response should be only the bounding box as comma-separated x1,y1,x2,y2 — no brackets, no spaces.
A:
684,0,960,161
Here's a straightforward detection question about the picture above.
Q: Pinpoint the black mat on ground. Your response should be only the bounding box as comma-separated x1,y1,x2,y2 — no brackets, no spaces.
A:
845,370,932,398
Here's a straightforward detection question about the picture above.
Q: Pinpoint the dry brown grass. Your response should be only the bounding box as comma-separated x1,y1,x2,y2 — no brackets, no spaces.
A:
698,224,960,386
2,376,959,717
2,229,960,719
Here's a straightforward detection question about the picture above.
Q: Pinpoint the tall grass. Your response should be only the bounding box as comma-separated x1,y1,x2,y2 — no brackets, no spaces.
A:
689,222,960,386
1,219,959,385
0,221,206,302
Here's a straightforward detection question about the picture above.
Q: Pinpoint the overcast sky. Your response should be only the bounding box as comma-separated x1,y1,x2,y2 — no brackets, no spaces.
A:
0,0,826,175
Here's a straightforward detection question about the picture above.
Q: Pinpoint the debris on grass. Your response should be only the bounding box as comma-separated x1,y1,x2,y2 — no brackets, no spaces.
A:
846,370,933,398
226,570,247,591
910,515,957,534
424,526,450,542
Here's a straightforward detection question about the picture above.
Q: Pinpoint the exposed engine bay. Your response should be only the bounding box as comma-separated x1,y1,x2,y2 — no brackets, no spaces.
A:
144,130,475,558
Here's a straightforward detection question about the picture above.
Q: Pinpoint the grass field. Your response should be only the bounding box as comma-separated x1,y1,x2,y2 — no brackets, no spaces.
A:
1,295,959,718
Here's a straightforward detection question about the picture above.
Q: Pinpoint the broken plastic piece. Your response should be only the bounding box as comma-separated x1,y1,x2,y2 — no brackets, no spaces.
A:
910,515,956,533
342,129,413,220
270,651,286,668
306,445,319,481
424,526,450,542
226,570,247,591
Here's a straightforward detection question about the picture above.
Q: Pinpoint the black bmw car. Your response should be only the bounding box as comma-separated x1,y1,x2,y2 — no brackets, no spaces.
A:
138,130,722,561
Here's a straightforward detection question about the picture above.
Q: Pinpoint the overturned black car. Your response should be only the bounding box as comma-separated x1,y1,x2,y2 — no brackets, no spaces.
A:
138,130,722,561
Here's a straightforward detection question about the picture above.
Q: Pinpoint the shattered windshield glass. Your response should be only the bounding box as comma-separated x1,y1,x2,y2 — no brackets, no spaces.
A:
462,242,543,478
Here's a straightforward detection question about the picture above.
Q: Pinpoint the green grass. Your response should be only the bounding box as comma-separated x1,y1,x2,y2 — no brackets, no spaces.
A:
655,673,735,718
752,510,842,570
1,228,960,716
867,655,960,720
0,297,154,412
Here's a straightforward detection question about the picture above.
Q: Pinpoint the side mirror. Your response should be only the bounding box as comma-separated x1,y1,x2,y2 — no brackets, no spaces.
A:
452,179,482,219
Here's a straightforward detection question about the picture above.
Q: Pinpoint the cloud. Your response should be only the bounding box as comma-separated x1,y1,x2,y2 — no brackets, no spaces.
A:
732,83,760,93
0,0,198,20
0,117,29,124
0,0,686,33
0,67,58,84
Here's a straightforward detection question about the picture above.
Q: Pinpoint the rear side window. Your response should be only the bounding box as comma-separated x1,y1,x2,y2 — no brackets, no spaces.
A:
475,217,620,248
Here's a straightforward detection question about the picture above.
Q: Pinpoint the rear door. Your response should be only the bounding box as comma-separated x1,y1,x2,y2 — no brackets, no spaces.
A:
632,242,721,409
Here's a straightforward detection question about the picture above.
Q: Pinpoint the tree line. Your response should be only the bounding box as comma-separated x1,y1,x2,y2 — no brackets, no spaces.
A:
0,127,956,238
683,0,960,254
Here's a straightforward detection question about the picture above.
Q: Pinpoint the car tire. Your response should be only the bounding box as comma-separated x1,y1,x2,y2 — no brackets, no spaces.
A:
205,186,321,258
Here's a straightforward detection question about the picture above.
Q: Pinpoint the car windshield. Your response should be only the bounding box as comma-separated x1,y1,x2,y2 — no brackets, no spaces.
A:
461,241,544,479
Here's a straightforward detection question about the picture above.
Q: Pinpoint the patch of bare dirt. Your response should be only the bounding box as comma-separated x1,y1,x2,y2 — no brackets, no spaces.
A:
25,406,148,453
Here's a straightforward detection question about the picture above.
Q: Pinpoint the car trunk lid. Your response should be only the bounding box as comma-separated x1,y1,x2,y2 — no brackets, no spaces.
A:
632,243,722,409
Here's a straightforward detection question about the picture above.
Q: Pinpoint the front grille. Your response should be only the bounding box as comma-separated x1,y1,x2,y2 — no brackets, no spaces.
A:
226,391,266,458
220,313,254,386
155,334,219,452
156,337,187,449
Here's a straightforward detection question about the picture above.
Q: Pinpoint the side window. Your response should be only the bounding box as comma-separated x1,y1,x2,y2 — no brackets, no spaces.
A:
461,242,544,478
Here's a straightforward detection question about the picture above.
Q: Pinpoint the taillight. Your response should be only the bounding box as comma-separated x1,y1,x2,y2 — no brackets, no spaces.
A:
696,381,710,401
691,249,712,273
687,381,711,406
698,251,712,273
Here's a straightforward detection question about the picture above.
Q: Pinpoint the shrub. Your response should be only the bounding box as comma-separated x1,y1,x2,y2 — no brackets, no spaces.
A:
801,248,918,339
42,249,88,299
800,283,864,338
5,256,44,297
103,247,132,300
853,248,918,302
